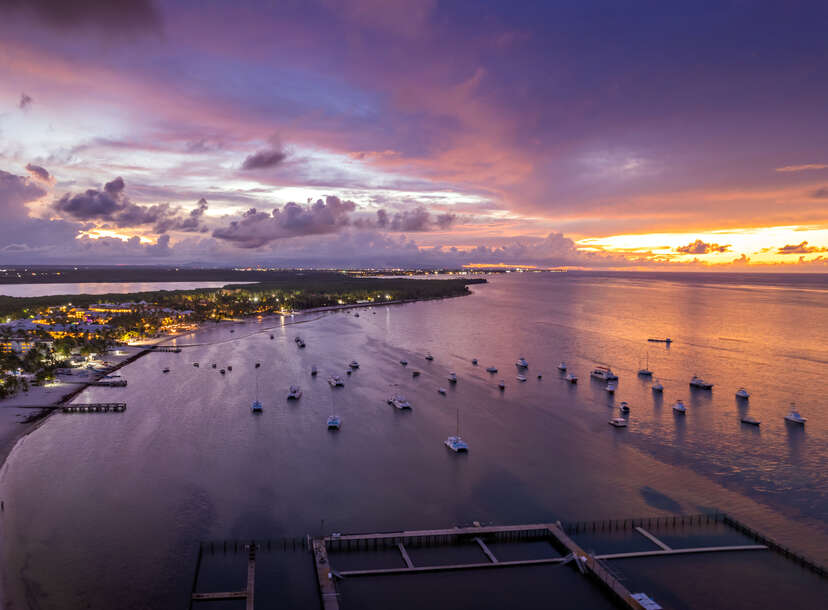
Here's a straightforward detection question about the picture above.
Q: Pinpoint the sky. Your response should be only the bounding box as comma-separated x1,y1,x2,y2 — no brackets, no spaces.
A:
1,0,827,270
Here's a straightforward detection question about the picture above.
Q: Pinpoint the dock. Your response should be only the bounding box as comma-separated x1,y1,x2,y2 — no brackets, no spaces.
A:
13,402,126,412
149,346,183,353
190,543,256,609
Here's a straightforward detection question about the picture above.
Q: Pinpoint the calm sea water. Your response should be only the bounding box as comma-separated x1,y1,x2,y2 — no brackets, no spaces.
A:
0,272,826,608
0,281,251,297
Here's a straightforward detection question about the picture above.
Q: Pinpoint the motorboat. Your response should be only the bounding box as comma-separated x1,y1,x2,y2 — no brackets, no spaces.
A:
311,366,318,376
516,374,527,382
388,394,412,409
287,385,302,400
162,367,170,373
400,359,408,366
472,358,478,365
227,365,232,371
609,417,628,428
349,360,360,369
193,362,199,368
498,380,506,389
220,369,226,375
438,388,447,395
689,376,713,390
447,372,457,383
619,401,630,413
590,366,618,381
605,381,617,393
485,366,498,373
425,353,434,361
557,362,567,371
255,362,261,368
515,357,529,368
327,415,341,430
327,375,344,387
652,380,664,393
412,370,420,377
672,400,686,414
565,373,578,383
445,435,469,452
740,416,760,426
251,400,263,413
735,388,750,399
784,405,806,425
648,337,673,344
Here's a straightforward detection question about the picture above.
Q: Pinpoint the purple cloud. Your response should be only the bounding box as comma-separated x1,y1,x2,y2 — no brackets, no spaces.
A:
4,0,161,32
25,163,51,182
18,93,33,109
675,240,731,254
777,241,827,254
241,148,287,170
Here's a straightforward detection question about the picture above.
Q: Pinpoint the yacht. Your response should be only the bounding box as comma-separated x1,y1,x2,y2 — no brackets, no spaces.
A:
740,416,760,426
425,353,434,361
485,366,498,373
327,415,341,430
735,388,750,399
400,359,408,366
498,380,506,390
672,400,686,414
608,417,628,428
287,385,302,400
388,394,412,409
557,362,567,371
438,388,447,395
605,381,617,393
251,400,263,413
652,379,664,393
162,367,170,373
445,405,469,452
412,370,420,377
689,376,713,390
590,366,618,381
619,401,631,413
565,373,578,383
349,360,360,369
447,372,458,383
784,405,806,425
515,357,529,368
516,374,527,382
311,366,318,376
472,358,478,365
327,375,344,387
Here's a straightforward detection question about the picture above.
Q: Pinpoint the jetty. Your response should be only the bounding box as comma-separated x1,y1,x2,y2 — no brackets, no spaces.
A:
148,346,183,353
15,402,126,413
190,543,256,610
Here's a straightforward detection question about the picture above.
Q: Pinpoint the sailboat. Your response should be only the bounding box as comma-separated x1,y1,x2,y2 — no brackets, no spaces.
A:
251,370,263,413
444,403,468,452
637,353,652,377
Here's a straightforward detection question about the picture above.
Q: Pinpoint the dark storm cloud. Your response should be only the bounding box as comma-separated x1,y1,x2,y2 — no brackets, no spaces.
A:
25,163,51,182
18,92,33,109
0,169,47,219
675,240,731,254
212,196,356,248
153,198,209,233
777,241,827,255
360,207,456,232
241,148,287,170
2,0,161,32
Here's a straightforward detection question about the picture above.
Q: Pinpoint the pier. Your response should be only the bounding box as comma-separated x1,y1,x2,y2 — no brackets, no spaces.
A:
190,543,256,609
13,402,126,412
149,346,183,353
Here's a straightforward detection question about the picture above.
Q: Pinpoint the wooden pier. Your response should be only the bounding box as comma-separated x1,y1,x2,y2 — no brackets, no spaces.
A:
312,537,340,610
190,543,256,608
13,402,126,413
149,346,183,353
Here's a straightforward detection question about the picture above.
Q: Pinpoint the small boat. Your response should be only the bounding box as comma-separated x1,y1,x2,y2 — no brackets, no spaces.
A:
327,375,344,387
485,366,498,373
438,388,447,395
619,401,630,413
516,374,527,382
638,366,653,377
652,379,664,393
648,337,672,343
565,373,578,383
162,367,170,373
354,313,359,318
515,357,529,368
412,370,420,377
220,369,226,375
609,417,628,428
227,365,232,371
672,399,686,414
605,381,617,393
346,369,352,375
255,362,261,368
537,374,543,379
193,363,199,368
498,380,506,389
740,416,760,426
425,353,434,361
211,363,217,369
230,329,235,333
311,366,318,376
557,362,567,371
447,372,457,383
388,394,412,409
400,359,408,366
590,366,618,381
784,405,806,425
327,415,341,429
445,405,468,452
349,361,360,369
472,358,478,365
298,340,306,348
294,335,301,343
270,334,274,339
735,388,750,399
287,385,302,400
689,375,713,390
251,400,262,413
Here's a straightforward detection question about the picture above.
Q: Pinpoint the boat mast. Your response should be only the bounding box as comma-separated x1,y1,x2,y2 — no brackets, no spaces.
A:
456,404,460,436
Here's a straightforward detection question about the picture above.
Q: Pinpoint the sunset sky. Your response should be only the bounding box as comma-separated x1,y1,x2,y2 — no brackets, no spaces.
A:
1,0,827,269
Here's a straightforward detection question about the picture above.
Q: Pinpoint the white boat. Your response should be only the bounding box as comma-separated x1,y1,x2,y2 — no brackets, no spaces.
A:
251,399,263,413
609,417,628,428
740,416,760,426
445,405,468,452
565,373,578,383
605,381,617,393
287,385,302,400
672,400,686,414
311,366,318,376
590,366,618,381
516,374,527,382
349,360,360,368
425,353,434,361
400,359,408,366
438,387,447,395
638,354,652,376
448,372,457,383
619,401,630,413
689,376,713,390
735,388,750,399
327,375,344,387
327,415,341,430
784,405,806,425
498,380,505,389
485,366,498,373
557,362,567,371
652,380,664,393
515,357,529,368
471,358,478,365
388,394,412,409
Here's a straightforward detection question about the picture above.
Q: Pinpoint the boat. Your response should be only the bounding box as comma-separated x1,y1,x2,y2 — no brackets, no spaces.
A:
349,361,360,368
346,369,352,375
227,365,232,371
605,381,617,393
287,385,302,400
220,369,226,375
609,417,628,428
425,353,434,361
590,366,618,381
311,366,318,376
251,399,263,413
354,313,359,318
565,373,578,383
211,363,217,369
438,388,447,395
471,359,478,366
400,359,408,366
412,370,420,377
388,394,412,409
689,375,713,390
162,367,170,373
193,362,199,368
537,374,543,379
648,337,673,344
445,404,469,452
498,380,506,389
485,366,498,373
297,340,306,348
784,405,806,425
652,380,664,393
515,357,529,368
735,388,750,399
270,334,274,339
230,329,235,333
447,372,457,383
327,375,344,387
327,415,341,430
516,374,527,382
637,354,652,377
740,416,760,426
255,362,261,368
557,362,567,371
619,401,630,413
294,335,301,343
672,399,686,414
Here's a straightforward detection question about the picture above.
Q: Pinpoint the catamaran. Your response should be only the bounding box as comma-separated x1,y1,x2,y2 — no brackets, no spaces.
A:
445,403,469,452
590,366,618,381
